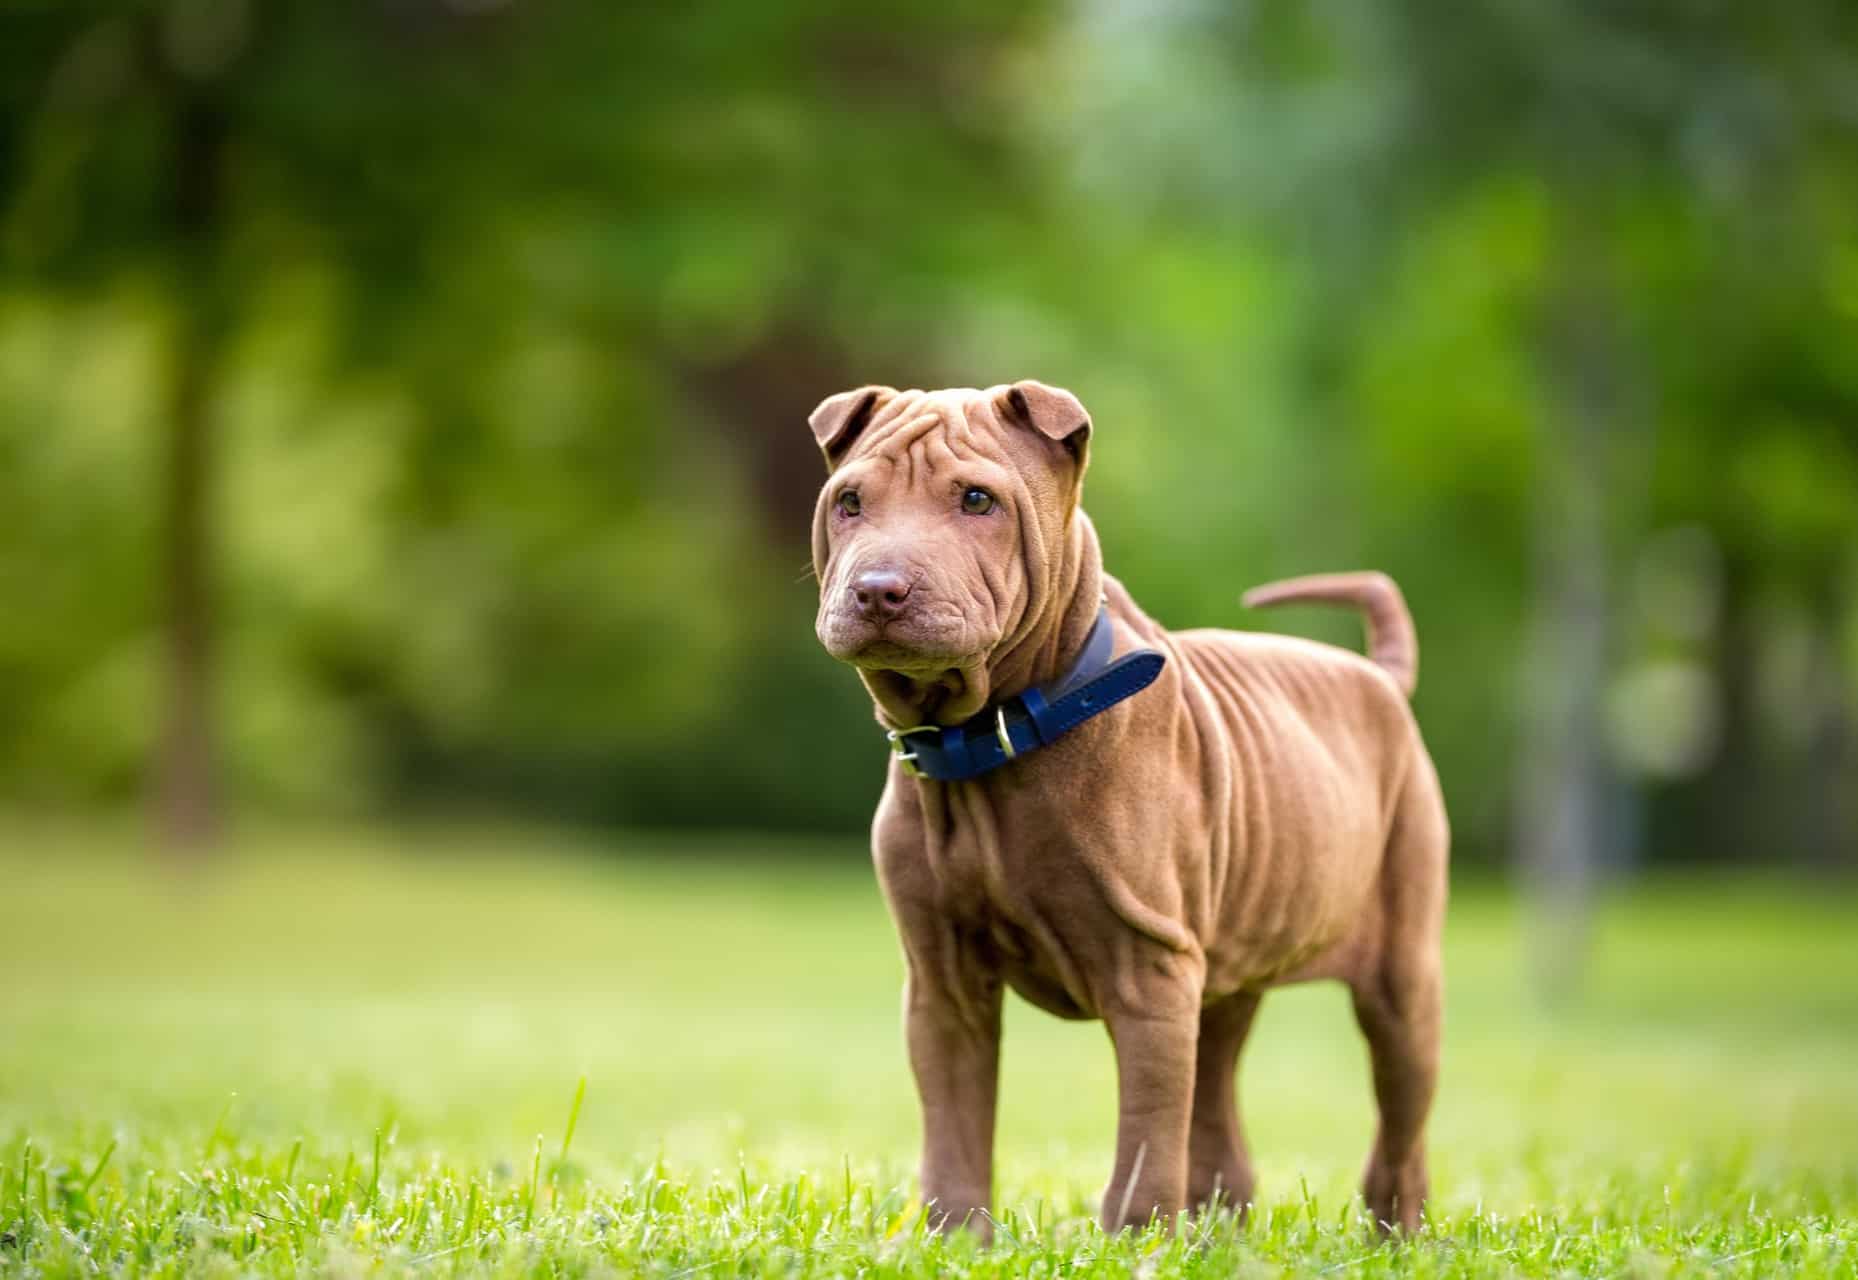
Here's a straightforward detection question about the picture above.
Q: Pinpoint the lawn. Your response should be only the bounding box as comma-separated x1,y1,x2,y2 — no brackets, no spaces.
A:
2,818,1855,1276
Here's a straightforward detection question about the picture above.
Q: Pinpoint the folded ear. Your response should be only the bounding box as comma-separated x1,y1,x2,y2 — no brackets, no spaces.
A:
996,379,1091,473
808,385,895,467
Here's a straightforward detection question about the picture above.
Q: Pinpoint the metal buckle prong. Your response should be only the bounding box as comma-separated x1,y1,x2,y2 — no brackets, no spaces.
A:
886,725,940,779
995,708,1018,761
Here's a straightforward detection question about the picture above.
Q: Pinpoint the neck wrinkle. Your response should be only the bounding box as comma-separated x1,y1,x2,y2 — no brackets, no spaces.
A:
983,511,1104,705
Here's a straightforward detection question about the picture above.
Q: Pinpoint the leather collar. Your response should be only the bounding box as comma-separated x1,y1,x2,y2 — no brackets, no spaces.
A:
884,605,1166,782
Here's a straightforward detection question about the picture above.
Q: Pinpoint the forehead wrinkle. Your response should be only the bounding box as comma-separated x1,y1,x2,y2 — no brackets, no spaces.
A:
842,388,1013,486
890,411,942,489
849,406,940,489
916,422,998,485
930,398,1012,475
850,390,927,460
888,409,943,455
867,389,923,433
934,392,990,458
923,430,962,476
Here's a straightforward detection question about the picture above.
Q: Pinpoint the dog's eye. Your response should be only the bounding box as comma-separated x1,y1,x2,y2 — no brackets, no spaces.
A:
960,487,995,515
837,490,862,517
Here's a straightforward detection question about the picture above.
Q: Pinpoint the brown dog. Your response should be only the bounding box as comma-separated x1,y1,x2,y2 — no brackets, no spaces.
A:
808,381,1448,1236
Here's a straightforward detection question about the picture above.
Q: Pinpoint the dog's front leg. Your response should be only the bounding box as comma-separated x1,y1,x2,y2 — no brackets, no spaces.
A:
902,941,1003,1241
1100,961,1203,1234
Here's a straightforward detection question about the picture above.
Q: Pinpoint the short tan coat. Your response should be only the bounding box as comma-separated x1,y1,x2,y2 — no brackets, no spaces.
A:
809,382,1448,1235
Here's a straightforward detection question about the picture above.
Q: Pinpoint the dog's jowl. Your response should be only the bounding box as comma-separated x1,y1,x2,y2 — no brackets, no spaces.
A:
808,382,1448,1237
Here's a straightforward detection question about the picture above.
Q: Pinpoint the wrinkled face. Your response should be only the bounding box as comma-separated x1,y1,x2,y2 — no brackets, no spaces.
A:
810,385,1088,699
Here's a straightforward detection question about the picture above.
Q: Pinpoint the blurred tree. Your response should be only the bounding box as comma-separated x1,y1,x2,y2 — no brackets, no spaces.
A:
1,0,1854,876
4,5,247,848
1,0,1071,840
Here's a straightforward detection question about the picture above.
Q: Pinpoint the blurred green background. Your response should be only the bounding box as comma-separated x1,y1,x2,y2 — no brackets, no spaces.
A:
4,3,1857,871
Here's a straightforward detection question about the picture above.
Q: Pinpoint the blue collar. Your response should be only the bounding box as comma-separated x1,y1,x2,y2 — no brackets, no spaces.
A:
884,606,1166,782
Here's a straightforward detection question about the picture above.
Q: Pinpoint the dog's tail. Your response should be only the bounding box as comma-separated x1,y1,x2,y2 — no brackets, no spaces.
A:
1242,571,1418,698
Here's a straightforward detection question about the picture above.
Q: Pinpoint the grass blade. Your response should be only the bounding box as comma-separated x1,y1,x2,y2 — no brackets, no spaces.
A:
559,1076,587,1165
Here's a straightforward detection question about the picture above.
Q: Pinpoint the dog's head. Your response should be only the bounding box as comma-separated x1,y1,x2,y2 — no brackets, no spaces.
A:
809,382,1092,724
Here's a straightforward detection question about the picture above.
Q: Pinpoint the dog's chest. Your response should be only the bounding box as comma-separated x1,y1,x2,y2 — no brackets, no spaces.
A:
989,920,1094,1019
922,839,1094,1017
916,794,1130,1016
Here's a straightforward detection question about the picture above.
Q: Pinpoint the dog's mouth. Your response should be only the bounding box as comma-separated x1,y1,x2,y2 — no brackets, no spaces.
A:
818,611,982,673
865,666,970,722
817,600,998,725
846,638,967,674
816,623,982,723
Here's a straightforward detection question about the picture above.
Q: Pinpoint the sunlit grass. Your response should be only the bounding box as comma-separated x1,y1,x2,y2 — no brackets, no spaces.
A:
2,817,1854,1275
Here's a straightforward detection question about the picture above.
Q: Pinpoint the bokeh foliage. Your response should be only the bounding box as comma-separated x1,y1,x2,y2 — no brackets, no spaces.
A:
3,1,1856,864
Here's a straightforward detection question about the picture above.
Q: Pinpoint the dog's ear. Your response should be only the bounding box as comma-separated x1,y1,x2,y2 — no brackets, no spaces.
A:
808,386,895,468
996,380,1091,476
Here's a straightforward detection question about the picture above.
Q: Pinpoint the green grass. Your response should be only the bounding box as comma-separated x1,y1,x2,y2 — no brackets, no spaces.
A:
2,818,1855,1276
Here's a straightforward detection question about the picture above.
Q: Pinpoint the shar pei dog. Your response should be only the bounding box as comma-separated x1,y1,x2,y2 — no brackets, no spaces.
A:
807,380,1448,1236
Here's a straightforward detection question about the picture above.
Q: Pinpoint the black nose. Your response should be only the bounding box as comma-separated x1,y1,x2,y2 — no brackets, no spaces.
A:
851,569,913,621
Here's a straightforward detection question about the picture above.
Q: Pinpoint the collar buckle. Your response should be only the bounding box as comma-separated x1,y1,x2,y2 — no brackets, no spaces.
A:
994,707,1018,761
885,725,940,779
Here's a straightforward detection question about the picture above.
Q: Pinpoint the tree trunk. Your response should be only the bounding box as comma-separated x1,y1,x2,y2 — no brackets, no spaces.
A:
1513,207,1630,1001
1701,553,1759,862
156,313,216,850
1513,418,1611,1001
1801,577,1858,874
154,94,227,853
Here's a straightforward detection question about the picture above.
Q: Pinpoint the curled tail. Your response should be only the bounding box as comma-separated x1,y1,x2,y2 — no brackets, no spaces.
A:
1242,571,1418,698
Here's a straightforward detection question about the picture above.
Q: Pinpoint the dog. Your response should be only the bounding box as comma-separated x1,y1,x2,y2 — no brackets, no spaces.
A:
808,380,1448,1236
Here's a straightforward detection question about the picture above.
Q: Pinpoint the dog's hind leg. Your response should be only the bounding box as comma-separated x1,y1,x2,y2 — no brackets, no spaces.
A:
1186,990,1263,1216
1349,759,1448,1234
